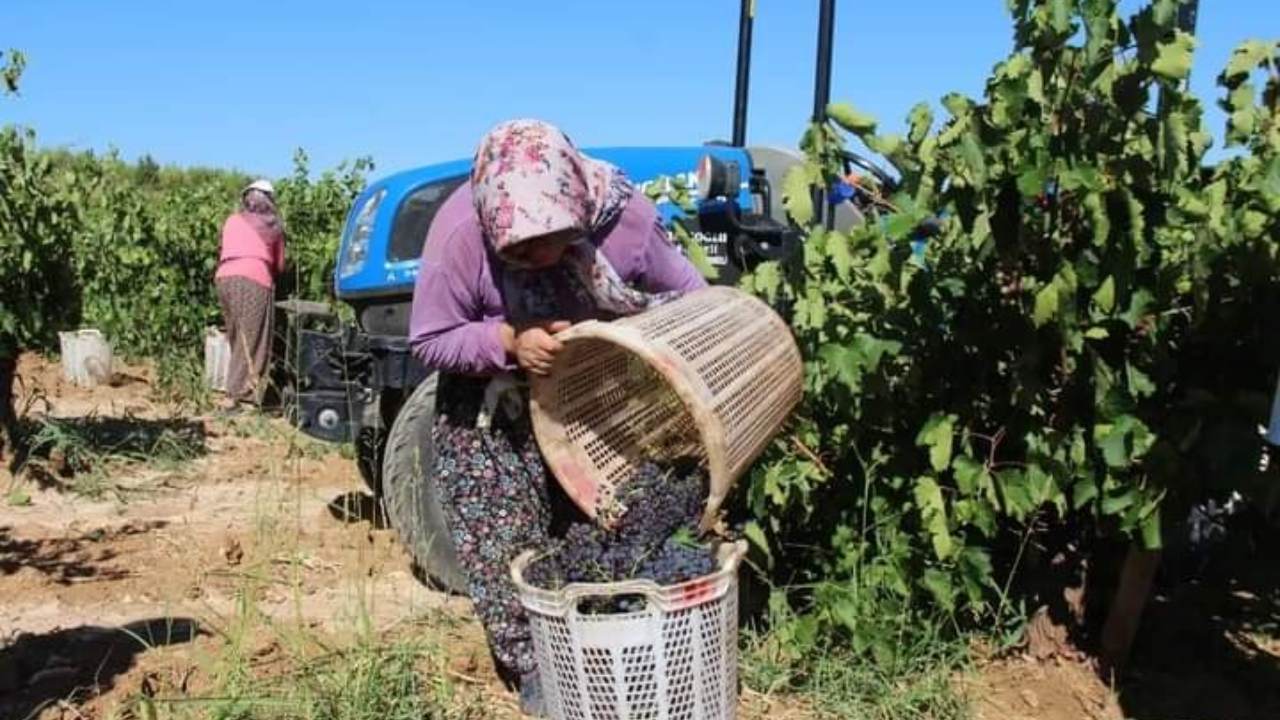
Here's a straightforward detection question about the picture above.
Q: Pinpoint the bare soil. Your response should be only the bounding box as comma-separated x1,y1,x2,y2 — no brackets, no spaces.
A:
2,355,472,719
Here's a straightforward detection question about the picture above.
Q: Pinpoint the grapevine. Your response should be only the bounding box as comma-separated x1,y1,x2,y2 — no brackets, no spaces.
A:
743,0,1280,660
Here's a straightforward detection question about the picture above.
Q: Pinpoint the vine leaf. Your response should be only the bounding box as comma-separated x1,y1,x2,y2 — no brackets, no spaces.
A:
914,477,954,560
782,164,815,226
1152,31,1196,81
827,102,878,135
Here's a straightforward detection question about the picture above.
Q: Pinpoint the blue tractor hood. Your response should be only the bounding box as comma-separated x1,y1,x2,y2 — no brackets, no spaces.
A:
333,146,754,300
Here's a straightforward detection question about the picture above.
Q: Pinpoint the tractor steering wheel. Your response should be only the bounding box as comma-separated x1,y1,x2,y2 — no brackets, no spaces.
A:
841,151,898,194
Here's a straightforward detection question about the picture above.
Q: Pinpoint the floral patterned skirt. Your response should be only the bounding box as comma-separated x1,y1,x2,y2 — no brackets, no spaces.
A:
432,374,552,682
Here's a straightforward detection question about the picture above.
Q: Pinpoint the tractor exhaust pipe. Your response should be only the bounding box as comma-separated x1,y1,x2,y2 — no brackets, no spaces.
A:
811,0,836,225
731,0,755,146
811,0,836,125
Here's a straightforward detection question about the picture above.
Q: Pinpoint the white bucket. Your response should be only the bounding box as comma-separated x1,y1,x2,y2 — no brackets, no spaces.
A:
58,329,113,388
512,541,747,720
205,327,231,393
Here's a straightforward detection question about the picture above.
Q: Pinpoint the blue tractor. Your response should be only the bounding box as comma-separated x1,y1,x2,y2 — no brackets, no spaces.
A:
291,0,886,590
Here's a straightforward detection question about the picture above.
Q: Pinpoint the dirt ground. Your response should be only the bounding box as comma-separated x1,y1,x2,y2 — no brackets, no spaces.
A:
1,356,492,719
3,354,1278,720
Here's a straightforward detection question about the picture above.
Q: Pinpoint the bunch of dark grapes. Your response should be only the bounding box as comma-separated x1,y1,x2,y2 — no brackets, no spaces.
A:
523,460,718,613
637,536,716,583
613,459,705,544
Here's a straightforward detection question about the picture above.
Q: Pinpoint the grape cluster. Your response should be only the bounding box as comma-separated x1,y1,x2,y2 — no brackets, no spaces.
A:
612,459,704,535
636,536,717,582
523,460,718,614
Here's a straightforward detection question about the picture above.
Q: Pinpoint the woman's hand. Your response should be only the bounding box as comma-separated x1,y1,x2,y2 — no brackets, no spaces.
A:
502,321,571,376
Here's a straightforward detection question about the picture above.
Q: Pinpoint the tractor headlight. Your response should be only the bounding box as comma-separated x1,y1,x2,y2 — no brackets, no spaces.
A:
339,188,386,279
694,154,737,202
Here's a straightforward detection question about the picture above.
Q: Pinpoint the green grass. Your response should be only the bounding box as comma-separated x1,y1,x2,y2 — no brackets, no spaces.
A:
27,414,204,463
738,585,975,720
153,353,215,410
133,637,474,720
741,628,972,720
17,413,206,500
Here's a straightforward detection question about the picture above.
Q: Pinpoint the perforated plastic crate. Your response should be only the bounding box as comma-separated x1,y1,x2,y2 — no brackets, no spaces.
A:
511,541,747,720
530,286,802,529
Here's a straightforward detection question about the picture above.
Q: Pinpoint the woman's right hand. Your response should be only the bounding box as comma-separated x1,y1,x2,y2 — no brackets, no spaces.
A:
502,321,571,376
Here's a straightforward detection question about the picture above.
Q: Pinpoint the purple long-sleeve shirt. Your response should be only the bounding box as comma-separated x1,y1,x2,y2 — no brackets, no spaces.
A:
408,184,707,376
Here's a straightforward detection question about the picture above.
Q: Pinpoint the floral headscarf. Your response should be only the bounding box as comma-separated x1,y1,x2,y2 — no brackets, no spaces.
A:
471,119,679,319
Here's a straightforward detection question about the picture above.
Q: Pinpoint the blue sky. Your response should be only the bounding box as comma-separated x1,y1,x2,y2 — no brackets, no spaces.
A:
3,1,1273,179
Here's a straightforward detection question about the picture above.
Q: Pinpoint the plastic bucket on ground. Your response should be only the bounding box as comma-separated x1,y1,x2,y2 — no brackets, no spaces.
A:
512,541,748,720
205,327,231,393
58,329,113,388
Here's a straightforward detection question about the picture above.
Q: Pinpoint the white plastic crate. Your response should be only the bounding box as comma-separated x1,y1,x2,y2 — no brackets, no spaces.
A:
204,327,230,393
58,329,113,387
511,541,747,720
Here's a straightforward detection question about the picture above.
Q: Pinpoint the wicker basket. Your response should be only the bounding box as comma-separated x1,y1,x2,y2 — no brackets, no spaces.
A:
530,286,802,529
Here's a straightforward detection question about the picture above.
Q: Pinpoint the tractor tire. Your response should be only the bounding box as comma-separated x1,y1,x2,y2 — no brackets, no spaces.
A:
380,374,467,593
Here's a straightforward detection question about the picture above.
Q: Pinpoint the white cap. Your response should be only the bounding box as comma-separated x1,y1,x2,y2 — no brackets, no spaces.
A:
244,179,275,197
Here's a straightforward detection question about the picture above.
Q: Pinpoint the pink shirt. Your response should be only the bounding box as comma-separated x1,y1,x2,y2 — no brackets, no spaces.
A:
215,212,285,288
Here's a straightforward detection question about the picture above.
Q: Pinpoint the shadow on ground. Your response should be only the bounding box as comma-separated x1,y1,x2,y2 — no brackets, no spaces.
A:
9,415,207,485
0,617,203,720
0,521,168,584
1118,512,1280,720
326,490,390,529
